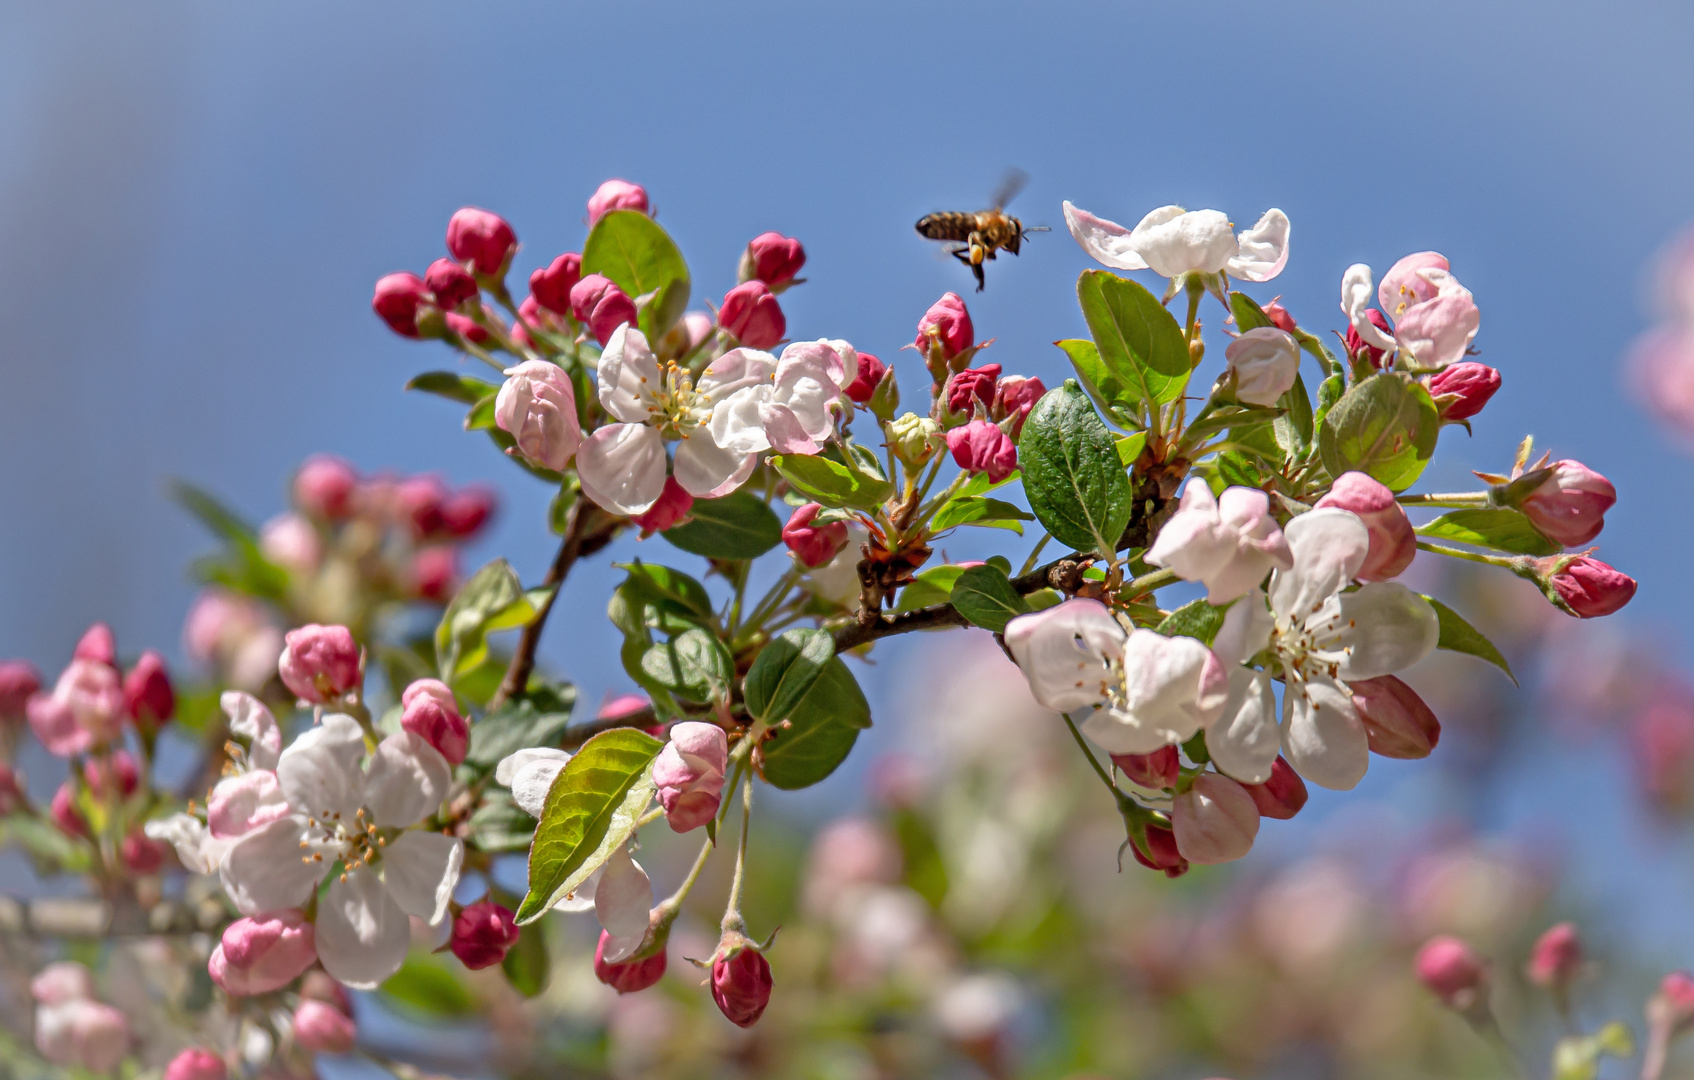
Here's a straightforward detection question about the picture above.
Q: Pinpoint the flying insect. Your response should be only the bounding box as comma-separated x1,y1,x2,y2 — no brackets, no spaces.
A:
914,170,1049,292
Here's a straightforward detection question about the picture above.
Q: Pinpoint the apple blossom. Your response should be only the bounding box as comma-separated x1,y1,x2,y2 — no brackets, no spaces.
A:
1003,598,1227,755
915,292,973,359
424,257,477,309
496,747,573,818
1111,746,1180,789
278,624,362,703
294,455,358,519
739,231,806,290
0,659,40,719
1341,259,1479,369
653,721,728,832
31,961,94,1005
371,272,433,339
1170,773,1260,865
1062,202,1290,281
1145,483,1294,604
445,207,516,276
400,678,468,766
208,910,317,995
1427,360,1501,421
587,179,649,224
1129,820,1188,877
718,280,785,349
1344,307,1393,368
946,364,1001,415
1544,555,1636,618
711,940,773,1028
782,503,849,568
595,930,667,993
712,339,858,456
993,374,1046,436
450,900,521,970
1242,756,1308,819
1349,675,1441,759
75,623,115,664
1415,934,1486,1010
630,477,694,534
1514,459,1616,547
1313,471,1416,581
1223,327,1300,406
1209,509,1439,788
260,513,321,572
842,351,887,403
530,252,582,314
946,419,1018,483
293,999,357,1054
796,520,870,607
34,993,129,1073
570,274,638,346
595,842,653,963
164,1048,227,1080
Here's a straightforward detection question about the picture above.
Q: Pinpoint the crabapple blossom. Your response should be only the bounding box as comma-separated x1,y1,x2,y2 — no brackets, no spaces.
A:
993,374,1046,435
1345,307,1393,367
1514,460,1616,547
49,782,87,837
587,179,649,224
371,272,432,338
206,769,288,838
739,231,806,290
445,207,516,276
31,961,94,1005
277,624,361,704
123,650,174,726
496,747,573,818
208,910,317,995
84,750,139,799
1130,820,1188,877
529,253,581,314
293,999,357,1054
400,678,468,766
653,721,728,832
711,940,773,1028
1262,298,1297,331
1145,482,1293,604
294,455,358,519
1544,555,1636,617
1526,922,1582,989
1111,746,1180,789
1416,935,1487,1010
34,983,129,1073
1242,756,1308,819
630,477,694,534
1062,202,1290,281
1349,675,1441,759
440,486,496,538
1223,327,1299,406
395,475,448,538
1427,361,1501,421
1342,258,1479,369
570,274,638,346
946,419,1018,483
424,257,477,309
1003,599,1227,755
444,311,488,344
450,900,521,970
915,292,973,358
595,930,667,993
260,514,321,572
712,339,858,456
842,351,887,403
1171,773,1260,865
164,1049,227,1080
595,843,653,963
1313,471,1416,582
717,280,785,349
782,503,849,568
1209,509,1439,788
946,364,1001,415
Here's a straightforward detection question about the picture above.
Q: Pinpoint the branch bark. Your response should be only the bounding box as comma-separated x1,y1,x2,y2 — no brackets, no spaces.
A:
833,553,1095,652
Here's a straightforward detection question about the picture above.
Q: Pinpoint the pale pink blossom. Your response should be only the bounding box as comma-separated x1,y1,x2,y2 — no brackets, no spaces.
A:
495,360,583,473
1170,773,1260,865
1146,483,1293,604
652,722,728,832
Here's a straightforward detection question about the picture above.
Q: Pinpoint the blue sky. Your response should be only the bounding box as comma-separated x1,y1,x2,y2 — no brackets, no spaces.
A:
4,0,1694,948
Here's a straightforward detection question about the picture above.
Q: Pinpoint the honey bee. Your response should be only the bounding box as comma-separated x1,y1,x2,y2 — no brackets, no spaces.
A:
914,169,1049,291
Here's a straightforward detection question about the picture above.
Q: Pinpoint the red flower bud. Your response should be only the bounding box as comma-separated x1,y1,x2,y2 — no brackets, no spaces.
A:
0,660,41,720
1242,756,1308,819
164,1049,226,1080
916,292,974,359
630,478,694,536
1544,556,1636,618
1350,675,1440,759
1427,361,1501,421
1111,746,1179,789
1314,471,1416,581
587,179,649,225
123,651,174,727
945,364,1002,415
411,547,457,603
993,375,1046,436
120,830,166,874
842,352,888,404
396,475,449,539
50,783,88,837
74,624,116,666
450,900,521,970
569,274,639,347
1262,299,1297,333
1415,935,1486,1009
424,257,478,310
740,232,806,290
440,486,497,539
529,253,582,315
946,420,1018,483
84,749,139,799
445,207,517,277
443,311,489,345
782,503,849,568
718,280,786,350
277,625,362,704
372,272,433,339
1517,460,1616,547
593,929,667,993
1526,922,1582,989
294,456,358,521
1130,821,1189,878
400,679,468,766
1344,308,1393,367
711,943,773,1028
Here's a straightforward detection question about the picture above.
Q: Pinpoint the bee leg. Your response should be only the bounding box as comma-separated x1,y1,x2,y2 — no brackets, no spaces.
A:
971,260,985,292
949,246,973,266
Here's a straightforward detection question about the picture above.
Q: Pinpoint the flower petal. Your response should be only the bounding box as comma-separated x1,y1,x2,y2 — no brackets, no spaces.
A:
1270,509,1370,619
145,814,231,874
1061,201,1149,271
219,816,321,914
577,423,668,515
510,757,571,819
596,324,661,424
710,386,774,456
316,868,411,989
495,747,571,788
1394,283,1479,369
1282,674,1368,790
595,844,652,960
1225,209,1291,282
1335,583,1440,680
1340,264,1397,352
1131,207,1236,277
673,433,754,499
1212,589,1274,669
223,691,282,771
381,830,464,924
364,732,451,828
1003,598,1126,713
276,712,366,820
1208,667,1282,783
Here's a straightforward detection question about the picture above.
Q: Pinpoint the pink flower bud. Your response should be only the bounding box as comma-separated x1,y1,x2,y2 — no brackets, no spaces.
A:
1526,922,1582,989
782,503,849,569
411,547,458,603
445,207,517,276
51,657,124,745
1344,308,1392,366
395,475,449,539
120,830,165,874
740,232,806,290
1350,675,1441,759
1427,361,1500,421
1171,773,1260,865
400,679,468,766
653,721,728,833
207,769,289,838
35,998,130,1073
993,375,1047,437
424,257,478,310
1241,756,1308,819
1415,934,1486,1009
0,660,41,720
49,783,87,837
916,292,974,359
598,693,653,724
371,272,433,338
1545,556,1637,618
631,478,694,535
529,253,582,315
594,929,668,993
292,999,356,1054
718,280,786,350
1378,251,1450,320
946,419,1018,483
450,900,521,970
299,970,352,1015
711,943,773,1028
209,910,317,996
496,359,583,472
569,274,639,346
294,456,358,520
123,651,174,727
842,352,888,404
440,486,497,539
1262,298,1297,332
31,961,94,1005
945,364,1002,415
83,750,139,800
278,624,362,704
1129,821,1188,877
164,1048,226,1080
259,514,320,573
443,311,490,345
1111,746,1179,789
1314,471,1415,581
1656,972,1694,1031
74,624,116,666
29,696,90,757
587,179,649,225
1517,460,1617,547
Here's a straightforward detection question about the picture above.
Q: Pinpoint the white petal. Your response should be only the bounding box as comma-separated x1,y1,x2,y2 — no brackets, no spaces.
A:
1225,209,1291,282
381,830,464,924
594,844,652,958
364,732,451,828
697,347,776,393
223,691,281,771
1062,201,1150,271
316,868,412,989
1131,207,1236,277
577,423,668,515
1208,668,1280,783
769,359,839,442
495,747,571,788
145,814,231,874
218,816,322,914
1271,509,1370,619
1335,583,1440,680
1079,705,1176,755
554,864,600,914
1211,589,1273,668
511,758,570,819
673,433,754,499
824,339,859,389
778,340,847,387
1223,327,1300,407
1340,263,1397,352
710,386,774,456
596,324,662,424
1003,599,1126,713
1282,675,1368,790
276,713,367,820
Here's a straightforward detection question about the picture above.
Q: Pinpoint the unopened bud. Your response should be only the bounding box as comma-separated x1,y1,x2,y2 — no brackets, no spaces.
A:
371,272,434,339
992,375,1046,438
1262,298,1297,332
50,783,88,838
842,352,888,404
529,253,582,315
631,478,694,536
0,660,41,721
1314,471,1415,581
945,364,1001,417
123,651,174,728
587,179,649,225
0,763,22,815
1171,773,1260,865
277,625,362,704
915,292,974,360
445,207,517,277
411,547,457,603
292,999,356,1054
946,419,1018,483
424,257,478,310
209,910,317,996
1653,971,1694,1034
1415,934,1486,1010
1350,675,1440,758
450,900,521,970
739,232,806,291
889,413,940,467
444,311,490,345
1344,308,1393,367
1223,327,1300,407
710,938,773,1028
782,504,849,569
84,750,139,800
1129,820,1188,878
440,486,496,539
496,359,584,473
400,679,468,766
1242,756,1309,819
397,476,449,538
74,624,115,666
164,1049,226,1080
569,274,639,347
718,280,786,350
1427,361,1501,421
1539,556,1637,618
1112,746,1179,789
1526,922,1582,990
594,929,667,993
653,722,728,833
1514,460,1617,547
120,830,166,875
294,456,358,521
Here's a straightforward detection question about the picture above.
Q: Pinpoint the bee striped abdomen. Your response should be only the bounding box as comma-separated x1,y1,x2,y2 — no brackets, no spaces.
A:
915,212,980,243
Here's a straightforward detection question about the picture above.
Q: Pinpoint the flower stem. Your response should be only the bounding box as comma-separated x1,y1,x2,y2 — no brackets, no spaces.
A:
1396,491,1492,507
653,830,716,931
1121,565,1180,599
1062,712,1120,799
1413,540,1521,569
1018,532,1052,577
721,769,754,934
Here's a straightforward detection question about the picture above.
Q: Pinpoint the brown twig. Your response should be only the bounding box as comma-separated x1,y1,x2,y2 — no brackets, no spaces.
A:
833,553,1097,653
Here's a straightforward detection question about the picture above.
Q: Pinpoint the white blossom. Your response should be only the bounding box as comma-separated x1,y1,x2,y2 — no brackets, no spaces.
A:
1147,483,1293,604
1063,202,1290,281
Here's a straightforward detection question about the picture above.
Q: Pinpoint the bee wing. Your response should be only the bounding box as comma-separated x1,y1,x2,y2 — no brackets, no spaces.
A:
990,168,1029,212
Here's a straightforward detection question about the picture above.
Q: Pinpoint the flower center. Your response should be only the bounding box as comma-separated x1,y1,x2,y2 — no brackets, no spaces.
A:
299,806,389,882
1271,604,1350,683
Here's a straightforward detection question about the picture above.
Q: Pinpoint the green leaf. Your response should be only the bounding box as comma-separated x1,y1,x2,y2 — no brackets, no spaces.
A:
549,484,578,536
760,657,869,789
1312,373,1345,430
435,560,546,682
582,209,691,339
501,920,550,997
743,628,835,724
1317,372,1439,491
1422,596,1516,684
894,565,967,612
517,728,664,923
662,490,783,560
1228,291,1274,332
465,792,536,852
1018,381,1135,557
1275,373,1315,452
615,563,715,625
1155,598,1226,646
1115,431,1148,468
949,564,1031,633
770,454,893,511
1055,338,1130,412
1415,508,1560,556
464,690,578,770
407,371,498,406
931,496,1031,534
639,627,734,704
1076,269,1192,409
464,393,499,431
379,954,477,1018
171,482,291,603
